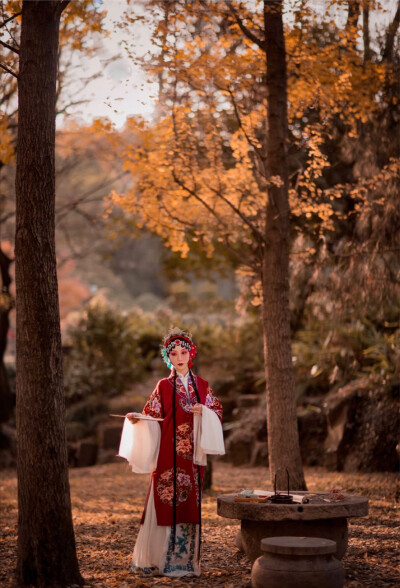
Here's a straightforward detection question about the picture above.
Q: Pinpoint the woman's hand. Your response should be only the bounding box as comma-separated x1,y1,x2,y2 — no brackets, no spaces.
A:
126,412,140,424
189,404,202,415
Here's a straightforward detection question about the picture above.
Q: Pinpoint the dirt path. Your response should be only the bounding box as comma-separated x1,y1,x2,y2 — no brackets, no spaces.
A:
1,462,398,587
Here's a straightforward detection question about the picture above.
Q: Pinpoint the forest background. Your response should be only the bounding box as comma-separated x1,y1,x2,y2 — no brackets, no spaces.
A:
0,0,399,474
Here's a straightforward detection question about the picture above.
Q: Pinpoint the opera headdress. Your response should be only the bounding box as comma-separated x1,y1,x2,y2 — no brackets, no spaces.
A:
161,327,197,369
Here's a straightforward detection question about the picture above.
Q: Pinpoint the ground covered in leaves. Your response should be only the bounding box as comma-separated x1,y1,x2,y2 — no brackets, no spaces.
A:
1,461,398,587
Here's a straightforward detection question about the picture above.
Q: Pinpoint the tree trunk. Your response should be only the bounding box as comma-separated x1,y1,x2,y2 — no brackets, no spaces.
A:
382,0,400,63
362,3,371,63
0,247,14,423
346,0,360,52
15,2,83,586
262,0,306,490
346,0,360,28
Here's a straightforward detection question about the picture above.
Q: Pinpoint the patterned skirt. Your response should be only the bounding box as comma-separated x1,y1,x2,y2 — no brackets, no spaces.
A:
132,481,200,577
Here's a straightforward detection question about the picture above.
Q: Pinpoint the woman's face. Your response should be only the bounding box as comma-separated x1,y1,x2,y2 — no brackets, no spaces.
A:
169,343,189,374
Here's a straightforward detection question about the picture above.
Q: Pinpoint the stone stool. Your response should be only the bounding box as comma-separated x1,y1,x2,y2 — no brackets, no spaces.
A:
251,536,345,588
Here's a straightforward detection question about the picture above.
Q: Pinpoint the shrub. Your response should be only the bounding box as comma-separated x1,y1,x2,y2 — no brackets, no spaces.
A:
63,303,148,402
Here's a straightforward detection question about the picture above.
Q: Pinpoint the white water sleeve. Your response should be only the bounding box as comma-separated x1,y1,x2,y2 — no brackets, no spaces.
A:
118,417,161,473
193,405,225,465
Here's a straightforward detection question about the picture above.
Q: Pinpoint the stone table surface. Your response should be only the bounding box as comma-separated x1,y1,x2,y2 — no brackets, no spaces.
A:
217,492,369,521
217,492,369,561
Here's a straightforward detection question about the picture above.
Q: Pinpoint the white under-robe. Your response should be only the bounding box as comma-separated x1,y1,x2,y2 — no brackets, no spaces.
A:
118,406,225,577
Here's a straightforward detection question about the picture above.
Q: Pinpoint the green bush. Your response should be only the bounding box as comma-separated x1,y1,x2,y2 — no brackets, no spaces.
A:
64,303,265,399
292,314,399,399
63,300,397,413
63,303,150,402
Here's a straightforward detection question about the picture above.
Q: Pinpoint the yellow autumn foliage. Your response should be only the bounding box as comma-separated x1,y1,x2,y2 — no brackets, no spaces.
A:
107,0,399,266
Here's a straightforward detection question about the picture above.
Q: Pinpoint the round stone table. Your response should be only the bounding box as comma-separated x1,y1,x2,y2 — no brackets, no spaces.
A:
217,492,368,562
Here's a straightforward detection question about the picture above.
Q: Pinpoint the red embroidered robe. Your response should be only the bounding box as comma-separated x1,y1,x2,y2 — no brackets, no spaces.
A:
141,372,222,526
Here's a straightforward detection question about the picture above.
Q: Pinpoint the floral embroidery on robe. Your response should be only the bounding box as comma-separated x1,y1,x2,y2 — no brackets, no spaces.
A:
176,423,193,460
157,467,192,505
143,386,163,419
205,387,223,420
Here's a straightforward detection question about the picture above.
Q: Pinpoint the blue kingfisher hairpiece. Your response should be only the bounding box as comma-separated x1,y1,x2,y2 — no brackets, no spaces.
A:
161,346,172,368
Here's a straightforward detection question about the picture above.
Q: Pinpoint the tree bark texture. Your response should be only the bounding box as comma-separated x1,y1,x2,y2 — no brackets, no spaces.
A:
15,2,83,586
262,0,306,490
0,247,14,423
362,4,371,63
382,0,400,63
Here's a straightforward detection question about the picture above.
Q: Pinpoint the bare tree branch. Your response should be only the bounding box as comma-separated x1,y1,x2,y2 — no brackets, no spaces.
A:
57,225,87,268
225,86,266,170
0,61,17,78
224,0,266,51
206,180,267,245
0,211,15,225
171,168,227,230
0,11,21,29
158,198,197,231
0,84,17,107
55,172,128,223
56,99,89,117
0,39,19,54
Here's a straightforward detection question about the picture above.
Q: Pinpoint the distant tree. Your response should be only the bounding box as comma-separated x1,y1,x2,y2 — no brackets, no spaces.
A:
15,1,83,586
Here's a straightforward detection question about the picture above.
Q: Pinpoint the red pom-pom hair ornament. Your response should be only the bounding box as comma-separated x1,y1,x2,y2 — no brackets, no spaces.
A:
188,342,196,367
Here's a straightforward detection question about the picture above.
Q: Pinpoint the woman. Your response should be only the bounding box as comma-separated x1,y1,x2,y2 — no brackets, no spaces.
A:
118,328,225,577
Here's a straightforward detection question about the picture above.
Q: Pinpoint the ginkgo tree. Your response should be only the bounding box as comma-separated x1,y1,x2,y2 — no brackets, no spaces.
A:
108,0,399,487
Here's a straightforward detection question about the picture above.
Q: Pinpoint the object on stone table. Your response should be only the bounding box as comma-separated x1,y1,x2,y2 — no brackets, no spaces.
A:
235,489,309,504
251,536,345,588
329,488,345,501
235,489,269,503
